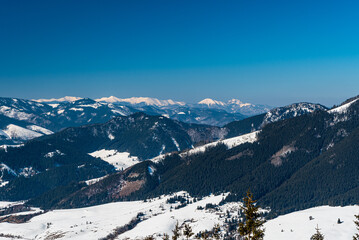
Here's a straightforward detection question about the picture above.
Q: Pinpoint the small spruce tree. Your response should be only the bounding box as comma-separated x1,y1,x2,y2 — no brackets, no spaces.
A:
183,223,194,239
213,224,221,240
162,233,170,240
310,225,324,240
238,189,266,240
354,214,359,240
200,231,210,239
172,221,181,240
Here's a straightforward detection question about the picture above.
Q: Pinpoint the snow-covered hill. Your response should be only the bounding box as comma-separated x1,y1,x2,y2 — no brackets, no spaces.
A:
265,205,359,240
0,123,53,146
0,192,230,240
0,195,357,240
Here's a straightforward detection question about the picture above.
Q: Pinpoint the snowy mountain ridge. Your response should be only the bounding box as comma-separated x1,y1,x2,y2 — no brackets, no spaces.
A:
34,96,272,116
96,96,186,107
33,96,83,103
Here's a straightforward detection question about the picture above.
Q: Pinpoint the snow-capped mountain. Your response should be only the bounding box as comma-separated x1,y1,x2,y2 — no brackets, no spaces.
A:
0,97,248,137
262,102,328,126
198,98,226,107
0,97,136,145
197,98,272,116
95,96,271,116
96,96,186,107
33,96,83,103
225,102,328,138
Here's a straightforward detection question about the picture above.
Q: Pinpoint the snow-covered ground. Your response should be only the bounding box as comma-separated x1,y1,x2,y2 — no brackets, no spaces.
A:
89,149,140,171
0,192,231,240
0,195,358,240
265,205,359,240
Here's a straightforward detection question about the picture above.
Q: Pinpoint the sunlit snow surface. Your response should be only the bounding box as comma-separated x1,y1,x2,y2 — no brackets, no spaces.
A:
328,98,359,114
0,192,230,240
3,124,43,140
265,205,359,240
88,149,140,171
0,196,358,240
151,131,259,163
182,131,259,156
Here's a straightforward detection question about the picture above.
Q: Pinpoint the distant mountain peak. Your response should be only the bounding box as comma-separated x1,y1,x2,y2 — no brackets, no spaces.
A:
96,96,186,107
33,96,82,103
227,99,243,105
227,99,253,107
95,96,122,103
198,98,226,106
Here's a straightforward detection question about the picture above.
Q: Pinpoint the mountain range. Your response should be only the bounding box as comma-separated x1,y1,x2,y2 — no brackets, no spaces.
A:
0,96,271,146
1,94,359,239
0,96,327,209
1,94,359,224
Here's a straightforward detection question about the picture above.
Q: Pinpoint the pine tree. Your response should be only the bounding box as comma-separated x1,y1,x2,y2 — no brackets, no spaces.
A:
200,231,210,239
183,223,194,239
172,221,181,240
213,224,221,240
310,225,324,240
238,189,266,240
354,214,359,240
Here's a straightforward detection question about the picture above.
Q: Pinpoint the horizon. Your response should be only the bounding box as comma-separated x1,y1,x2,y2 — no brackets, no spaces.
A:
1,1,359,107
14,94,356,108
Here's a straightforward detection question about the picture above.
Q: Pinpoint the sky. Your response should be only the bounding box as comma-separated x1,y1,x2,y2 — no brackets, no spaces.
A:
1,0,359,107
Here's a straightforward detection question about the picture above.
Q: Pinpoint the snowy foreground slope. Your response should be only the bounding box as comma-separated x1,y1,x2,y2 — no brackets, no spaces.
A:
0,194,358,239
265,206,359,240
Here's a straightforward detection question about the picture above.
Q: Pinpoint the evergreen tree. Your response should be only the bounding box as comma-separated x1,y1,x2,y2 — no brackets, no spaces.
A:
172,221,181,240
238,189,265,240
354,214,359,240
213,224,221,240
200,231,210,239
162,233,170,240
183,223,194,239
144,236,155,240
310,225,324,240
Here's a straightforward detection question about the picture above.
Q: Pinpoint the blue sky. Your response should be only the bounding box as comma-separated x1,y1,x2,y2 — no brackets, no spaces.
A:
1,0,359,106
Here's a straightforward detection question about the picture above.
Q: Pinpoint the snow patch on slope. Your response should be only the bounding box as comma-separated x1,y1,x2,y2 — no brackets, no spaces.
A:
329,98,359,114
3,124,43,140
89,149,140,171
27,125,53,135
44,150,65,158
182,131,259,157
171,137,180,151
0,106,35,121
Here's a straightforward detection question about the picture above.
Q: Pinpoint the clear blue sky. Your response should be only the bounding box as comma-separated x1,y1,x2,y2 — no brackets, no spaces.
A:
1,0,359,107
